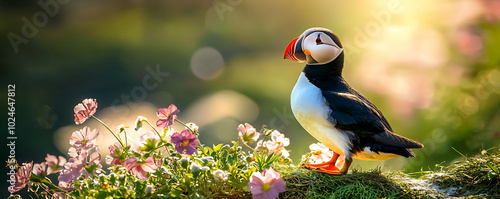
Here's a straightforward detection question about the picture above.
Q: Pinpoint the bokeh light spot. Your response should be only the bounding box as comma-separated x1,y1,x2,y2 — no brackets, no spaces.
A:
190,47,225,80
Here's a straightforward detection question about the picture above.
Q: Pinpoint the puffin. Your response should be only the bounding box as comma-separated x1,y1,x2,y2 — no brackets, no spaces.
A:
284,27,423,175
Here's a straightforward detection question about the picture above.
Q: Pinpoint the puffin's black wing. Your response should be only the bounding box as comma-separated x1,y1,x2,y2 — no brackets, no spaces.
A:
321,90,423,149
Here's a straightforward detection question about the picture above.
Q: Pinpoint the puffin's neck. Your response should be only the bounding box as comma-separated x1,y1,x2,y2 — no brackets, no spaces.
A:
302,55,347,91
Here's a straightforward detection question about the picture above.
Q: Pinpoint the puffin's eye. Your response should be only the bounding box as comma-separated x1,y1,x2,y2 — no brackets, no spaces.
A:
316,34,323,45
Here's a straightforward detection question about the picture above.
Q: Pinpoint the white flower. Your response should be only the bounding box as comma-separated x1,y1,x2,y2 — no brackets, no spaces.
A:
190,162,202,173
281,150,290,158
116,124,126,133
145,184,155,195
307,143,333,164
265,130,290,155
186,122,199,133
305,142,345,168
213,169,229,181
163,127,176,142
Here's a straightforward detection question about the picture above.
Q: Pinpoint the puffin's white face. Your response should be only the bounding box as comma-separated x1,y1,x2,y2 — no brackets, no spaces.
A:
302,32,343,65
284,28,343,65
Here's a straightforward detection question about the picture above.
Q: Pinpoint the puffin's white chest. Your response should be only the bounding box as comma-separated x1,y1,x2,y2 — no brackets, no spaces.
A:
290,72,352,156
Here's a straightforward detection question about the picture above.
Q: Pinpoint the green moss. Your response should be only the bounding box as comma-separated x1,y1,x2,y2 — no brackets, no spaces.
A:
427,149,500,198
279,166,425,199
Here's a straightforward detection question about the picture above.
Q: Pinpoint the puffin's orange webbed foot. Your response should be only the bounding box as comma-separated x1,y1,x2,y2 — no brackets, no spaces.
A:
301,163,343,174
301,152,352,175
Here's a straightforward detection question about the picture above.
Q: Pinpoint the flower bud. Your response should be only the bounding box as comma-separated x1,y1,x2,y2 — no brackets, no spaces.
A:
117,124,127,133
135,116,147,131
118,174,126,181
200,156,214,165
180,157,189,169
190,162,202,173
145,184,155,195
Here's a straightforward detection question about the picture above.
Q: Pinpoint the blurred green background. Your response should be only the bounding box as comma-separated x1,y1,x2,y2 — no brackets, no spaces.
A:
1,0,500,196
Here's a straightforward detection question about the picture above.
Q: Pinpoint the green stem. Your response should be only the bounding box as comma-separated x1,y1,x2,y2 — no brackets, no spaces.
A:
123,129,128,147
144,119,163,142
92,116,124,148
40,184,54,198
239,137,254,151
143,119,173,157
175,119,195,134
42,178,66,193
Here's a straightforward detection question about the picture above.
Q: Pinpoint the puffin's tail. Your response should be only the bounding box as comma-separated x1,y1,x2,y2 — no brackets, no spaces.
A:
373,144,418,158
400,148,416,158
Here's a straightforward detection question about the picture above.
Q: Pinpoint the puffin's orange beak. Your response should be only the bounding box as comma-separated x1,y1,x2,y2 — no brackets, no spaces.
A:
283,35,306,62
284,37,300,61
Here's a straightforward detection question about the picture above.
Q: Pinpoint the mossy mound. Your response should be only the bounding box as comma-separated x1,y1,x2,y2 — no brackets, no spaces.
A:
214,149,499,198
280,166,422,199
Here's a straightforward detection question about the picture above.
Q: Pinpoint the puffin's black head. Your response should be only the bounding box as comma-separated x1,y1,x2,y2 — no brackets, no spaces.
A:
284,27,344,66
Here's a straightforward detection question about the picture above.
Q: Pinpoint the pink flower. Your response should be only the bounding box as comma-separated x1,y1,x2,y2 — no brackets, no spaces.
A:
124,157,158,180
156,104,180,128
106,142,124,165
8,161,33,193
133,130,161,152
265,130,289,155
58,159,82,188
74,98,97,125
170,129,199,155
45,154,67,175
248,167,286,199
68,127,99,157
58,152,101,188
485,0,500,22
238,123,260,143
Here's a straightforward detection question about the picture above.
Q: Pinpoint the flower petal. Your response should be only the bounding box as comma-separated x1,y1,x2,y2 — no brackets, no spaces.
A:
185,145,197,155
141,157,159,172
170,132,183,144
156,105,179,128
